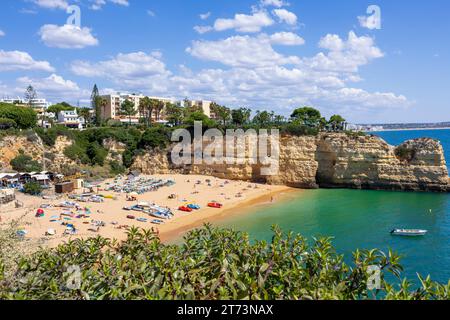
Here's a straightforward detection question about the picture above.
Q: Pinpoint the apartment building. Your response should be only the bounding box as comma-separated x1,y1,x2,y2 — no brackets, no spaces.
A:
99,92,215,124
183,100,213,118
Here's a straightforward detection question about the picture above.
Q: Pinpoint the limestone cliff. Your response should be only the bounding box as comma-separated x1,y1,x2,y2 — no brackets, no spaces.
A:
315,134,448,192
0,134,75,172
131,133,449,192
1,132,448,192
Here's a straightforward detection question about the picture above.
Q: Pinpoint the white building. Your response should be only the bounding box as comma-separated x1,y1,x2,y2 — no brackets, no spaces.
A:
0,97,51,110
57,110,85,129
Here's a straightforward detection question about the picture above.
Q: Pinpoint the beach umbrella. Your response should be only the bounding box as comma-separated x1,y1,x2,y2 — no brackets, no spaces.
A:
37,208,44,214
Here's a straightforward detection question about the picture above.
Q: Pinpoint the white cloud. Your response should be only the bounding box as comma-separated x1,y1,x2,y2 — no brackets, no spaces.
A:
273,9,297,25
68,31,409,117
17,74,79,93
0,50,54,72
0,30,5,37
213,11,274,33
90,0,129,10
186,35,300,68
260,0,286,7
16,74,89,101
39,24,99,49
306,31,384,73
193,25,213,34
269,32,304,45
71,52,170,91
33,0,68,10
200,12,211,20
147,10,155,17
323,88,409,108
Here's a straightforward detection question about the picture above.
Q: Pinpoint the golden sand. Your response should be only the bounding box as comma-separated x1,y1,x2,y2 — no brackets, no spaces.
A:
0,174,296,248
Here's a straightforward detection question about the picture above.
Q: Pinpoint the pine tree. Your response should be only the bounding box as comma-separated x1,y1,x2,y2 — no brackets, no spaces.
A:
90,84,101,126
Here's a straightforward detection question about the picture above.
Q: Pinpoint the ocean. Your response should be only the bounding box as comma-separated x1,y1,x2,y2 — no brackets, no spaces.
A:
218,129,450,284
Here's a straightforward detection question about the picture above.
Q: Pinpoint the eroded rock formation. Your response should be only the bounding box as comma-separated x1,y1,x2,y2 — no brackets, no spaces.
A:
131,133,449,192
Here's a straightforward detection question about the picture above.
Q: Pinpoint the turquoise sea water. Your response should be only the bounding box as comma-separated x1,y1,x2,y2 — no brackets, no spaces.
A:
218,129,450,284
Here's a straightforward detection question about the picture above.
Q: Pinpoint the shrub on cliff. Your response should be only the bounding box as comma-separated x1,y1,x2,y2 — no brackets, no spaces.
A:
138,126,171,150
64,144,90,164
86,142,108,166
0,103,37,129
395,146,416,162
10,153,42,172
109,160,126,175
1,225,448,300
34,126,74,147
282,121,319,136
0,118,17,129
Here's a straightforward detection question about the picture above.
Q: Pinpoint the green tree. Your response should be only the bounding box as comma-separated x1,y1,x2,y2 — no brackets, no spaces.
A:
0,103,37,129
184,111,216,127
23,181,42,196
211,103,231,125
164,102,184,126
120,100,137,124
91,85,101,126
328,115,346,132
252,110,272,125
10,153,42,172
47,103,75,115
273,114,286,125
231,108,252,126
78,108,92,126
138,127,170,150
138,97,151,127
24,85,37,108
291,106,323,128
155,100,165,122
86,142,108,166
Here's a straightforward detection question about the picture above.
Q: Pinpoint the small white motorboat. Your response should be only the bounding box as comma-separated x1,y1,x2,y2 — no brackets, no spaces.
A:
390,229,428,236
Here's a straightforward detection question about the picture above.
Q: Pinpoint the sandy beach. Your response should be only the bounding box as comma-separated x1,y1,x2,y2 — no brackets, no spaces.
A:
0,174,296,248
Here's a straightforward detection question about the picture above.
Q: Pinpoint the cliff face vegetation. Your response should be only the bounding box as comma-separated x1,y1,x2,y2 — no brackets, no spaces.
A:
0,132,448,192
0,134,76,173
131,133,449,192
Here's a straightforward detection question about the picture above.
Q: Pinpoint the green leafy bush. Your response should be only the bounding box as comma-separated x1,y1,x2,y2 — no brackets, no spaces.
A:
0,225,448,300
86,142,108,166
64,144,90,164
0,103,37,129
281,121,319,136
34,126,74,147
10,154,42,172
138,126,170,150
0,118,17,129
23,181,42,195
395,146,416,162
109,160,126,175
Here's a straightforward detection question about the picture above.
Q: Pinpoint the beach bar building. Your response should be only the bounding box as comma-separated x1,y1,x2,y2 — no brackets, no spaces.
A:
0,173,20,187
31,174,51,186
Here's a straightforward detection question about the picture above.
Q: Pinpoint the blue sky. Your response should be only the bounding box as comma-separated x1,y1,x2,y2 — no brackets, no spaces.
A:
0,0,449,123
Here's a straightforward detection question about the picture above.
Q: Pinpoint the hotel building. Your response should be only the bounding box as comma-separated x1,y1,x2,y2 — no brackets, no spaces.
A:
99,92,214,123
